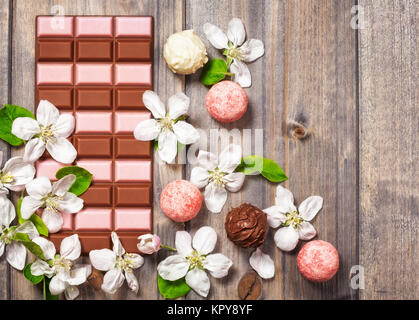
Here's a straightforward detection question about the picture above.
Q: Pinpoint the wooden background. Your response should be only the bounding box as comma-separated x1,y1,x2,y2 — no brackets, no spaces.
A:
0,0,417,300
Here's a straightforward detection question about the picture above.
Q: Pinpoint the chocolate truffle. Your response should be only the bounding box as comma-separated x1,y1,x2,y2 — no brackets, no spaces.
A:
225,203,268,248
205,80,248,123
297,240,339,282
160,180,203,222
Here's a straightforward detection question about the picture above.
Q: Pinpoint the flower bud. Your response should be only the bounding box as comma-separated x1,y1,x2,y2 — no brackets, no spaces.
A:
137,234,161,254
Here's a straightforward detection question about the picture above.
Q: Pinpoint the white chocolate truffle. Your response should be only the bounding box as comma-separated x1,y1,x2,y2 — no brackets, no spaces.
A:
164,30,208,75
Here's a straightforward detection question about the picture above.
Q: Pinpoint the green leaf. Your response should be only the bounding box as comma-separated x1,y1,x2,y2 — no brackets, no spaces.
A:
236,155,288,183
154,140,159,151
16,197,25,225
56,166,92,196
177,142,185,152
158,275,191,299
24,263,44,285
14,233,46,260
16,197,48,236
29,214,48,237
0,104,35,146
44,277,58,300
200,59,229,86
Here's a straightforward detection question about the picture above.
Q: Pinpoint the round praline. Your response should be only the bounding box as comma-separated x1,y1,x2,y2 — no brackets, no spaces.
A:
205,80,248,123
297,240,339,282
160,180,202,222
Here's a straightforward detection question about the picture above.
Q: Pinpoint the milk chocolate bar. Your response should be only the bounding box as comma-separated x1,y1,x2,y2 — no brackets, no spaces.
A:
35,16,154,254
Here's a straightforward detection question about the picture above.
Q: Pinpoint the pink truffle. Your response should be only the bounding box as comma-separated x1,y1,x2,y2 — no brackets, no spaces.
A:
205,80,248,123
297,240,339,282
160,180,202,222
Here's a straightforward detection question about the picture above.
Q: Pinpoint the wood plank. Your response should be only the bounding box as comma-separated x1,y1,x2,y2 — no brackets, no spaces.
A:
0,0,11,301
359,0,418,299
185,0,358,299
10,0,185,300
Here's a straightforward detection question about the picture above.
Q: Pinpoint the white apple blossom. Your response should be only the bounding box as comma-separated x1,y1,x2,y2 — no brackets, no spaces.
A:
137,234,161,255
158,226,232,298
263,185,323,252
0,152,35,195
203,18,264,87
134,91,200,164
20,175,84,233
12,100,77,164
0,196,39,270
190,144,245,213
249,248,275,279
89,232,145,294
31,234,91,300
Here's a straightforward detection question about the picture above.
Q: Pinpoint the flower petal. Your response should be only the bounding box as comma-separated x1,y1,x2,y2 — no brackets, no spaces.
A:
64,285,79,300
197,150,218,171
66,265,90,285
37,100,60,127
168,92,190,119
193,226,217,255
263,206,287,228
274,226,299,252
26,176,52,200
157,255,189,281
49,275,66,295
172,121,200,145
15,221,39,239
142,90,166,119
11,118,40,140
124,253,144,270
203,23,229,49
6,242,26,270
3,158,35,190
32,237,56,260
240,39,265,62
31,259,54,277
57,192,84,214
218,144,242,173
227,18,246,47
54,114,75,138
203,253,232,278
0,241,4,257
185,267,210,298
274,185,296,213
298,196,323,221
42,207,64,233
23,138,46,164
52,174,76,197
111,232,125,257
134,119,161,141
102,268,125,294
204,183,227,214
0,196,16,228
46,137,77,164
20,196,43,219
190,167,210,189
158,129,178,163
230,60,251,88
249,248,275,279
60,234,81,260
125,270,139,293
175,231,193,257
224,172,245,192
298,221,317,240
89,249,116,272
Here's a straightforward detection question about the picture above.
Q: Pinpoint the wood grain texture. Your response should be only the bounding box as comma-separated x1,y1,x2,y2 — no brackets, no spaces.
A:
185,0,358,299
0,0,11,300
9,0,185,300
359,0,418,300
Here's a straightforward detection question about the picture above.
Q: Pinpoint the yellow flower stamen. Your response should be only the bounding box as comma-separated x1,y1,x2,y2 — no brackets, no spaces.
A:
208,168,227,187
284,211,305,229
115,253,136,271
186,250,206,270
